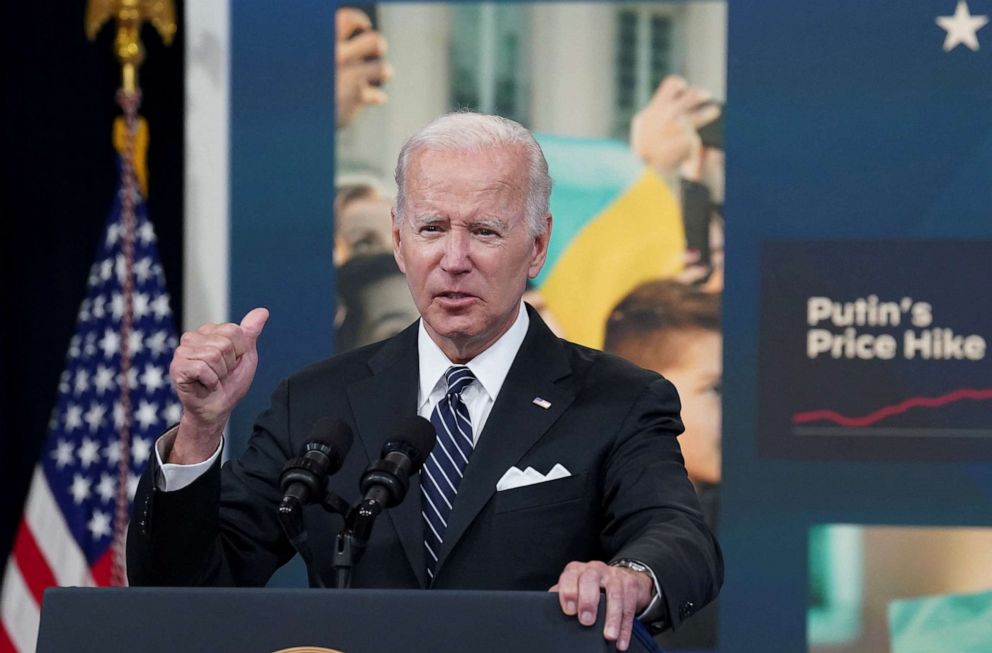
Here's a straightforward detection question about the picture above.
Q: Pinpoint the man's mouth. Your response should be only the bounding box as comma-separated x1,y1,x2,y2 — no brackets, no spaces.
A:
438,292,473,299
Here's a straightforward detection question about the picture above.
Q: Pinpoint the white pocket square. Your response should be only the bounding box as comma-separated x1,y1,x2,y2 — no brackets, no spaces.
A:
496,464,571,491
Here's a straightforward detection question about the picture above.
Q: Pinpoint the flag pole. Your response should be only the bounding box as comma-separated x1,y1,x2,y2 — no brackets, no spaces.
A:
85,0,176,587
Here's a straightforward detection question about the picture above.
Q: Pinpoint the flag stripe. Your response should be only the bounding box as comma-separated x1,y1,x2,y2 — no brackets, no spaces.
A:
0,562,40,653
11,525,57,606
23,469,94,588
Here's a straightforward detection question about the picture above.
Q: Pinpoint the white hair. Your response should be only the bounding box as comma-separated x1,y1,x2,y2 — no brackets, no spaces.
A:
393,112,552,237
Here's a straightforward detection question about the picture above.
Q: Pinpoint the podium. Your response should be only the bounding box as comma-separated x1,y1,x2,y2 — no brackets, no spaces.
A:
38,588,665,652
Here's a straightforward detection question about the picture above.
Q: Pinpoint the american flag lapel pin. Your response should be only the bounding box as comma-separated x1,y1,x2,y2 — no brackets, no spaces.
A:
532,397,551,410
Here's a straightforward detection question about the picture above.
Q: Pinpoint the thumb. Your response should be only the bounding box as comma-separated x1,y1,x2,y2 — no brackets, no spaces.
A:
240,307,270,343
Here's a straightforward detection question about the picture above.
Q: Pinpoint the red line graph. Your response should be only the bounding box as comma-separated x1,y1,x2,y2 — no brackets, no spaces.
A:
792,388,992,428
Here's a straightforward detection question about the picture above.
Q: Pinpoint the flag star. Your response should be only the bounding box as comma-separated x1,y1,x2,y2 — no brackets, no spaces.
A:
150,294,172,320
58,370,71,394
99,328,121,359
93,365,116,395
52,439,76,468
134,401,159,430
100,258,114,281
106,222,121,246
87,510,112,539
163,402,182,425
114,255,127,284
116,367,139,391
65,404,84,432
140,364,165,393
128,329,145,355
69,335,82,359
111,293,124,321
96,473,116,502
127,473,140,500
104,440,122,465
92,294,106,319
137,221,156,245
134,258,153,284
69,474,92,504
133,292,150,318
84,332,98,358
146,330,169,356
937,0,988,51
74,369,90,395
84,402,107,432
79,299,91,323
132,436,152,466
113,401,126,429
78,437,101,468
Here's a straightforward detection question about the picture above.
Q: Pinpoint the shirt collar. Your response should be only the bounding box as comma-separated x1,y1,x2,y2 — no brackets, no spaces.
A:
418,302,530,407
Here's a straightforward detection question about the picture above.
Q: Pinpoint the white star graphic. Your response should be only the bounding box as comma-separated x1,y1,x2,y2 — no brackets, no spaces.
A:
96,473,116,502
110,293,124,321
92,294,107,319
68,335,82,359
84,402,107,432
99,328,121,359
134,258,153,284
116,367,139,391
52,439,76,468
113,401,126,429
87,510,112,539
58,370,71,394
78,437,101,468
132,436,152,466
150,294,172,320
137,221,156,245
140,364,166,393
69,474,92,504
106,222,121,246
937,0,988,51
146,330,169,357
93,365,116,395
104,440,122,465
128,329,145,356
74,369,90,395
99,258,114,281
64,404,84,432
134,401,160,430
84,332,97,358
79,299,91,323
133,292,151,318
114,254,127,285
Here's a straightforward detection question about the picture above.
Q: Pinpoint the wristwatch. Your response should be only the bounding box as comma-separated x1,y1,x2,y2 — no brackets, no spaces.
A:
611,559,650,575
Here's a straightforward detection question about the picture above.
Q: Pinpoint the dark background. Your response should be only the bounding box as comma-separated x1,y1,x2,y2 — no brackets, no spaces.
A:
0,2,184,565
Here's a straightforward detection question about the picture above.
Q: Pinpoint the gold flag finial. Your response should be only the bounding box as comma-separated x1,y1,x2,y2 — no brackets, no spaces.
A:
85,0,176,93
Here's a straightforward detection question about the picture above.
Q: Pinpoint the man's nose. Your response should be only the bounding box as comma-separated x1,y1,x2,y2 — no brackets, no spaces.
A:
440,231,472,274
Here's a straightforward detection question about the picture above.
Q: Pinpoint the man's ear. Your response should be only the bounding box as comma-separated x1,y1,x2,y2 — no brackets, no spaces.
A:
527,213,553,279
392,206,406,273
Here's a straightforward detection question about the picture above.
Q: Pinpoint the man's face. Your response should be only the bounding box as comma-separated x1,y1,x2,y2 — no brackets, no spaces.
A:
393,146,551,363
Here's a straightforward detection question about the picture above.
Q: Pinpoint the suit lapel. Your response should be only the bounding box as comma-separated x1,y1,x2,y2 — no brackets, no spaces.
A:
436,309,576,573
346,322,428,587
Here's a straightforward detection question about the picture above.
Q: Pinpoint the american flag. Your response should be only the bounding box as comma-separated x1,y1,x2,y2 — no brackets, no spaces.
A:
0,161,180,651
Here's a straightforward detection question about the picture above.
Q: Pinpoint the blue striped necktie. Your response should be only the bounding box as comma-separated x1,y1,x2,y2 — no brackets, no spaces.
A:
421,365,476,580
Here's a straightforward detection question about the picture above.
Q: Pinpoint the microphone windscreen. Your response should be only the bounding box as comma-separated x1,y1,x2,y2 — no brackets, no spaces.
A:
382,416,436,470
306,418,354,470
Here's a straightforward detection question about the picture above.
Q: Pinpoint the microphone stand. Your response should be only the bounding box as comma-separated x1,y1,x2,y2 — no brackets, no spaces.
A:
277,488,351,589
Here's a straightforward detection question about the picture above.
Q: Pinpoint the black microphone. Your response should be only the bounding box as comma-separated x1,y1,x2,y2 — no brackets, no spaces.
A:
352,416,436,541
279,418,354,517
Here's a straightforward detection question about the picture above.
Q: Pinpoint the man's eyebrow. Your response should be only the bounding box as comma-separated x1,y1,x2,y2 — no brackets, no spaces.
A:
411,214,446,226
470,217,511,232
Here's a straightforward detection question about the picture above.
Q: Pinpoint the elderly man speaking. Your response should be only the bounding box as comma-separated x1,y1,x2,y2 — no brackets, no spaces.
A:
128,113,722,651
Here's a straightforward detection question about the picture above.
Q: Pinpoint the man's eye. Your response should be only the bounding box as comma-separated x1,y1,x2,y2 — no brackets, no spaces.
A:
421,225,442,233
475,228,498,237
